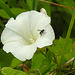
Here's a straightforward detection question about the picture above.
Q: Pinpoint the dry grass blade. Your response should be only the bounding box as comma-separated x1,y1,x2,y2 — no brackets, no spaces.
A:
40,0,75,10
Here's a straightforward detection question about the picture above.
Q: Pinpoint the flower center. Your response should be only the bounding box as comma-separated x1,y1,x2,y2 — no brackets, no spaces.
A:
29,38,35,44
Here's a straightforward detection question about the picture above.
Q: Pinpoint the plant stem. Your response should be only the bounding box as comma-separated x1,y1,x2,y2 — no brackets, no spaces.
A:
66,10,75,38
56,10,75,75
40,0,75,10
34,0,39,10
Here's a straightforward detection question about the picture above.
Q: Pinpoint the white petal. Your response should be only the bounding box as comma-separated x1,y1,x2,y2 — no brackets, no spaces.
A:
30,11,51,29
3,41,37,61
29,10,51,39
25,44,37,59
36,24,55,48
3,41,24,53
16,11,50,40
16,12,30,34
43,24,55,41
36,38,53,48
5,18,24,35
3,42,26,61
5,11,51,41
5,15,33,43
1,27,30,45
1,9,55,61
16,11,38,40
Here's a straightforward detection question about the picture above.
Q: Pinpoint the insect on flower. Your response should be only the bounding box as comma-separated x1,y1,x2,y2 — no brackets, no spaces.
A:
38,29,45,36
1,8,55,61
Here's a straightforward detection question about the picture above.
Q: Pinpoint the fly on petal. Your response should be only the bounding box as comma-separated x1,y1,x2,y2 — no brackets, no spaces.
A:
1,8,55,61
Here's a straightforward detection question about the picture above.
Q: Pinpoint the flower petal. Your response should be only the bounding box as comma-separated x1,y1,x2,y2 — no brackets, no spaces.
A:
5,14,33,43
25,44,37,59
29,10,51,39
30,11,50,29
1,9,55,61
1,27,30,45
16,11,39,41
43,24,55,41
3,41,27,61
16,12,30,34
3,41,37,61
5,11,51,41
5,18,25,36
36,38,53,48
36,24,55,48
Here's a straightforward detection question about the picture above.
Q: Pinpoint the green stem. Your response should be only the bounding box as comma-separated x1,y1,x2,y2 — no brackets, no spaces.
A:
34,0,39,10
56,51,64,75
66,10,75,38
56,10,75,75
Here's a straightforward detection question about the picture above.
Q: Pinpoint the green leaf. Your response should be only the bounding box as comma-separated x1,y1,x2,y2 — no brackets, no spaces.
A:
18,0,26,9
0,8,26,19
0,0,7,3
0,66,2,75
48,37,73,56
31,51,53,74
0,72,2,75
0,49,14,67
7,0,17,7
11,8,26,16
10,58,23,68
26,0,33,10
40,51,53,74
0,9,10,19
63,0,75,8
29,73,34,75
71,50,75,57
31,53,45,69
0,1,15,18
1,67,28,75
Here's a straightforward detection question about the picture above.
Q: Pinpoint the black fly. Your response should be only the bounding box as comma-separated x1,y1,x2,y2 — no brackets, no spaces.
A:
38,29,45,36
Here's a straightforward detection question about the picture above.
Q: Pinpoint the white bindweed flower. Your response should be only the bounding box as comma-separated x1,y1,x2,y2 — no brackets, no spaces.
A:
1,8,55,61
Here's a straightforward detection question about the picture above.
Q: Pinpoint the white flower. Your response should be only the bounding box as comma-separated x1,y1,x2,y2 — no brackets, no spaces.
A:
1,8,55,61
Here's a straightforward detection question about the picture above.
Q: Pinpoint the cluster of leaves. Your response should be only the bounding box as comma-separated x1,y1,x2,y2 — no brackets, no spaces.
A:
0,0,75,75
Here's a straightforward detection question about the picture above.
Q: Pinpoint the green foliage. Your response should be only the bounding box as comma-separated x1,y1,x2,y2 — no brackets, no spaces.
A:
48,37,73,56
7,0,17,7
34,0,39,10
10,58,23,68
1,67,28,75
31,51,53,75
56,0,75,14
0,8,26,19
26,0,33,10
0,1,15,18
0,9,10,19
31,53,45,69
11,8,26,17
0,49,14,67
40,51,53,74
0,0,75,75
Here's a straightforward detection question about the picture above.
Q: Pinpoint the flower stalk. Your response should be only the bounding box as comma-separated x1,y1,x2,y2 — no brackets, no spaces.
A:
66,10,75,38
